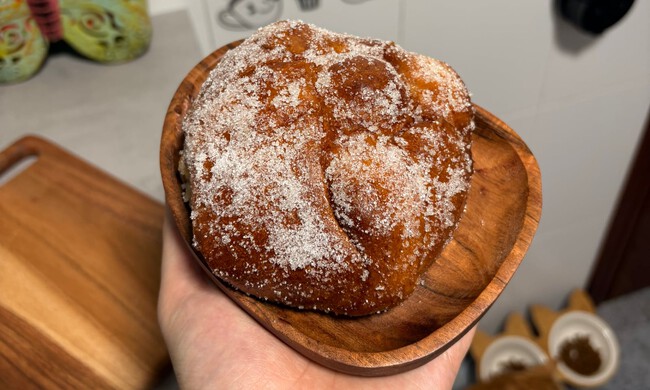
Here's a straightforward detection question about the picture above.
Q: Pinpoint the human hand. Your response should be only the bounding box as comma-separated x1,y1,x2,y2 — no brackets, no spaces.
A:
158,214,476,389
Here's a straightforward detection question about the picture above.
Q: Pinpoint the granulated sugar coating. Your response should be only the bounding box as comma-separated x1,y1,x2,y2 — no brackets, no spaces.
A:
182,20,474,316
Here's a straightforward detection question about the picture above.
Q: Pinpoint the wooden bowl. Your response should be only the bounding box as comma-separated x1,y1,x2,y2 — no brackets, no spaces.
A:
160,42,542,376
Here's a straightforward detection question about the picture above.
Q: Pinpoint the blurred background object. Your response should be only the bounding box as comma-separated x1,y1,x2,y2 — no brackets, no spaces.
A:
0,0,151,84
557,0,635,35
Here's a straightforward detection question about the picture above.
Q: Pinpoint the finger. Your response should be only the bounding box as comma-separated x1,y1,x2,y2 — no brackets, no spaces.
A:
163,212,198,277
447,325,476,364
159,210,213,311
159,210,246,316
433,325,476,386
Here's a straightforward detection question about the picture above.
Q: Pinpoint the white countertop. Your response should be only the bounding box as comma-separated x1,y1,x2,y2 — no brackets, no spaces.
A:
1,11,203,204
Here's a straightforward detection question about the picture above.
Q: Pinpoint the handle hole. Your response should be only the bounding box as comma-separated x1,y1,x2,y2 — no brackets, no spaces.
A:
0,155,39,187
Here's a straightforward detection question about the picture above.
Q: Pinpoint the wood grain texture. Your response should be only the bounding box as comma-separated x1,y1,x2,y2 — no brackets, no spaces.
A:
160,43,543,376
0,136,169,389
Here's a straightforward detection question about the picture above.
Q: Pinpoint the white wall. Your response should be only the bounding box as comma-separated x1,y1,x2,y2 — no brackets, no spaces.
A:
157,0,650,332
404,0,650,332
148,0,189,16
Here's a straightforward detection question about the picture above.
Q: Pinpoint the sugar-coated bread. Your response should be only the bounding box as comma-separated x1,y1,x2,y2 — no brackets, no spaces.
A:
181,20,474,316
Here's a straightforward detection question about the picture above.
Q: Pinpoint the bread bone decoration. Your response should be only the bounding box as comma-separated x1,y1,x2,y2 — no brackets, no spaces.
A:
181,20,475,316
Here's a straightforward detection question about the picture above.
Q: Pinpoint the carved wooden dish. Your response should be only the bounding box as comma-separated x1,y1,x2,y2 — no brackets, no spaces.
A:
160,42,542,376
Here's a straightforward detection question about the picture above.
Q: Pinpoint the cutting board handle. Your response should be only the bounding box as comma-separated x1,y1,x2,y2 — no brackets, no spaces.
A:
0,136,74,187
0,136,49,173
0,136,47,184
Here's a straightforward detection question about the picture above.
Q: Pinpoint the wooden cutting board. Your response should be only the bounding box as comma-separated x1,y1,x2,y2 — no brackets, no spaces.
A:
0,136,169,389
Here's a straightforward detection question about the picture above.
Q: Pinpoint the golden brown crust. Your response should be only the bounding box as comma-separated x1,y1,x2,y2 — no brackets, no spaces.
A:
182,20,474,315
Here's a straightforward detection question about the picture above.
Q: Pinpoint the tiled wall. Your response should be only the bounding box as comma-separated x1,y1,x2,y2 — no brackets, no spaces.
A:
179,0,650,332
